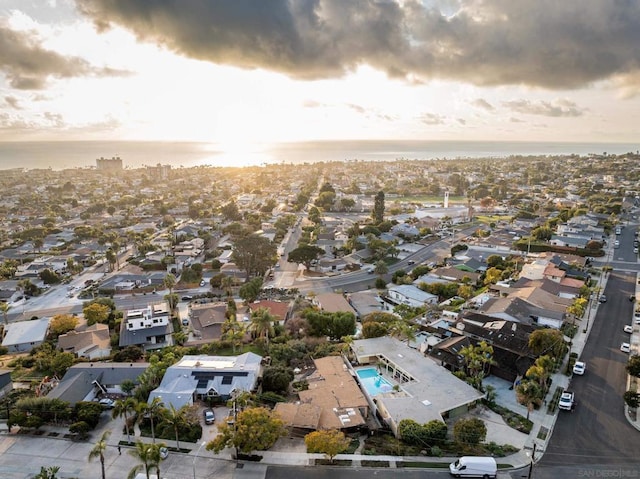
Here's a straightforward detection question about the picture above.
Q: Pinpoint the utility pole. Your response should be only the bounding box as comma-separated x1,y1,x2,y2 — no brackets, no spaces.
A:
527,443,537,479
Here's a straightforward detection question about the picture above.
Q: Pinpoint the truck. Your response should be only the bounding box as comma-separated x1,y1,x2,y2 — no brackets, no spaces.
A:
449,456,497,478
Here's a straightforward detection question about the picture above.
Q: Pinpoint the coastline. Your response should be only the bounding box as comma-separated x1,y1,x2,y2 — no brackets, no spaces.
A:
0,139,637,171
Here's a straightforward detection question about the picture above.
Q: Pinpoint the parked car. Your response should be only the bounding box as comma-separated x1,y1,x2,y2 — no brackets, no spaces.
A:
200,280,206,287
572,361,586,375
204,409,215,425
621,342,631,353
159,447,169,459
624,325,634,333
181,295,193,301
98,398,115,409
599,295,607,303
558,391,575,411
182,318,189,326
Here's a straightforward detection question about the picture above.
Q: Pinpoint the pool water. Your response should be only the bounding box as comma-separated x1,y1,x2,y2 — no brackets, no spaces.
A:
356,367,394,396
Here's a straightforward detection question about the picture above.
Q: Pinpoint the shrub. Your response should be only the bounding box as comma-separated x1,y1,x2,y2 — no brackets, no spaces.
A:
69,421,90,439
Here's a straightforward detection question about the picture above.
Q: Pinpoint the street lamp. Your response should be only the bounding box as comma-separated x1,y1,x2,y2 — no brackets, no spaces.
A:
192,441,207,479
526,443,537,479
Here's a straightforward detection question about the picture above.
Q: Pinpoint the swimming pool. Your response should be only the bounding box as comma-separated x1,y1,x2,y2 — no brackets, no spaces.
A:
356,367,394,396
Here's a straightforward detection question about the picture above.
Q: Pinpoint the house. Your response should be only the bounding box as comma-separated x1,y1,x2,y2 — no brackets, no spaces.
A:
188,302,227,344
350,336,485,437
384,284,438,309
247,300,292,323
58,323,111,359
312,293,358,316
47,362,149,405
274,356,368,434
1,318,50,353
119,302,173,349
148,353,262,410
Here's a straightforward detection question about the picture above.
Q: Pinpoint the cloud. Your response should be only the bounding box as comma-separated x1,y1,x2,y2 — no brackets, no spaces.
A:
76,0,640,90
419,112,445,125
4,95,21,109
503,99,585,117
472,98,494,111
0,20,129,89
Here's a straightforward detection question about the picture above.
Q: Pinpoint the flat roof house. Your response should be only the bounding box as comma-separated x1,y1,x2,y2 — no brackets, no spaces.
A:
1,318,50,353
351,336,485,437
148,353,262,410
119,302,173,349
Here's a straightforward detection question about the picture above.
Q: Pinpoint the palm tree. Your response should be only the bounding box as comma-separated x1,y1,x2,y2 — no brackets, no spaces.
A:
88,430,111,479
0,301,10,325
105,248,117,272
222,317,245,354
221,275,234,298
249,307,275,353
390,319,416,347
138,397,164,443
162,273,177,296
113,397,137,444
34,466,60,479
127,441,161,479
162,404,186,451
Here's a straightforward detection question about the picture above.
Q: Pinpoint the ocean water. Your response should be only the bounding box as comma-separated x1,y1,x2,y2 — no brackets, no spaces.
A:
0,139,637,171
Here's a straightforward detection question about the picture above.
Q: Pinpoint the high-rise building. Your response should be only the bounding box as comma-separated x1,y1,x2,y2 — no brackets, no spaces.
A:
96,156,123,171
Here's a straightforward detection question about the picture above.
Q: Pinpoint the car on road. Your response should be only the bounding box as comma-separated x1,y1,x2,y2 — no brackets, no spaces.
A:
159,447,168,459
559,391,575,411
599,295,607,303
621,342,631,353
182,318,189,326
407,260,415,265
572,361,586,375
624,325,634,333
200,280,206,287
204,409,215,425
181,295,193,301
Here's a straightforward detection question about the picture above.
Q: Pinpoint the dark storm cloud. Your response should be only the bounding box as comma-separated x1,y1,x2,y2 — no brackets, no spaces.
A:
76,0,640,89
0,21,129,90
503,99,585,117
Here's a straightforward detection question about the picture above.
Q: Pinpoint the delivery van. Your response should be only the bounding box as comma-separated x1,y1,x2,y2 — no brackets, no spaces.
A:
449,456,497,478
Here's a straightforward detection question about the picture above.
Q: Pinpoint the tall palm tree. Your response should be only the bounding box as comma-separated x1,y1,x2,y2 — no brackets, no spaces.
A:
0,301,10,325
163,273,177,296
222,317,246,354
113,397,137,444
127,441,162,479
138,397,164,443
162,404,186,451
249,307,275,353
221,275,234,298
88,430,111,479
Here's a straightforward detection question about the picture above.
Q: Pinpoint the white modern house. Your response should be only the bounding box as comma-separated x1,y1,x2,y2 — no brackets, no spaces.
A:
1,318,50,353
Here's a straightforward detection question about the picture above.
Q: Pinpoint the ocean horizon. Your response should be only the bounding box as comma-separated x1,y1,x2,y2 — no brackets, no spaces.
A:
0,139,637,171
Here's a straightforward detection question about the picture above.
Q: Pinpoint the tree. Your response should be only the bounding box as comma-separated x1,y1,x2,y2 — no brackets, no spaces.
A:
373,260,388,276
459,341,496,390
0,301,10,325
453,417,487,446
232,235,277,278
83,303,111,326
222,317,245,354
88,430,111,479
287,245,325,270
239,277,263,303
627,355,640,377
105,247,117,272
372,190,385,224
162,404,187,451
127,441,162,479
515,380,543,420
49,314,78,337
138,397,164,443
528,328,566,359
623,390,640,409
249,307,275,353
113,397,137,444
121,378,136,397
483,267,502,285
262,366,294,394
206,407,285,457
304,429,350,463
34,466,60,479
163,273,177,296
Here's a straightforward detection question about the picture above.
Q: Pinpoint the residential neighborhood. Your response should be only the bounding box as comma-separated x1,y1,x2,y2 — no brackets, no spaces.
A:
0,152,639,478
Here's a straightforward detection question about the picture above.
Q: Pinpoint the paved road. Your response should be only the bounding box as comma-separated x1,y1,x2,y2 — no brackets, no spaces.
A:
541,272,639,468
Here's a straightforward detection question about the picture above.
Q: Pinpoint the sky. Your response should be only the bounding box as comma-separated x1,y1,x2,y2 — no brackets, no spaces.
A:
1,0,640,149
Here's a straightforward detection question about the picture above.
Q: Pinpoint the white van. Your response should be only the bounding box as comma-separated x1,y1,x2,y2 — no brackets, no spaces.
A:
449,456,497,478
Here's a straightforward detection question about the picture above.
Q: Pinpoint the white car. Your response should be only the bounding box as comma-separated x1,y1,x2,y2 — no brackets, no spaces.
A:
98,398,115,409
159,447,169,460
621,342,631,353
558,391,575,411
572,361,586,375
624,325,634,333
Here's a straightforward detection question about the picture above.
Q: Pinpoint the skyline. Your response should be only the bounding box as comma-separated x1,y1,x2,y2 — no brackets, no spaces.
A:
1,0,640,162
